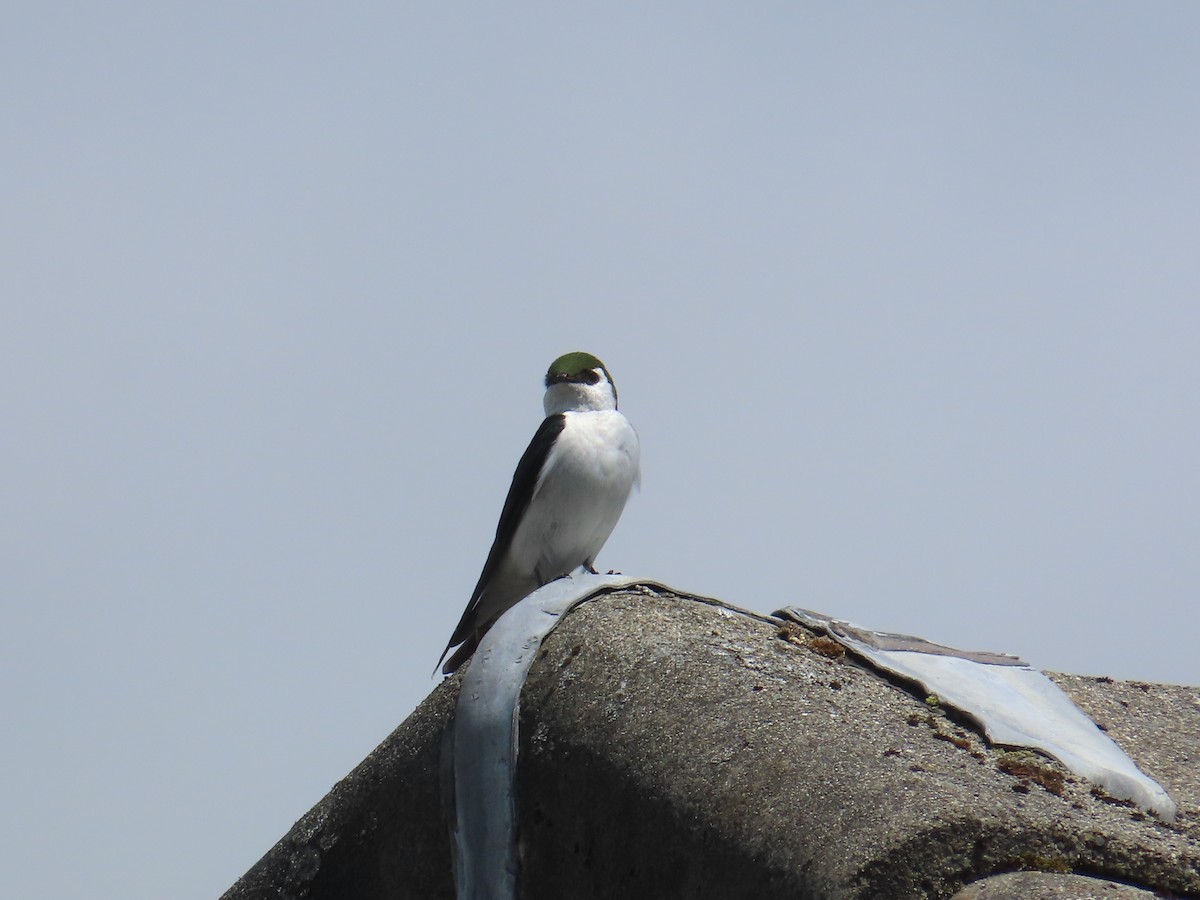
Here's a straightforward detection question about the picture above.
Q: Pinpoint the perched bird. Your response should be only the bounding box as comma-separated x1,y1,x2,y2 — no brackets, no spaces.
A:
437,351,640,674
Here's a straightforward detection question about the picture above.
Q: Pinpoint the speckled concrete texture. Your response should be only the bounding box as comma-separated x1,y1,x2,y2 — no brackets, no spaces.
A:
951,871,1160,898
223,587,1200,900
221,680,458,900
1052,672,1200,823
517,589,1198,898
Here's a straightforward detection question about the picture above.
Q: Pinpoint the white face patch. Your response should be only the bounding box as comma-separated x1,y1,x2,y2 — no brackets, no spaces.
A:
543,368,618,416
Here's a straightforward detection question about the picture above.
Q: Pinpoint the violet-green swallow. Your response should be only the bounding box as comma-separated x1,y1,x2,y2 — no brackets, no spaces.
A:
437,351,640,674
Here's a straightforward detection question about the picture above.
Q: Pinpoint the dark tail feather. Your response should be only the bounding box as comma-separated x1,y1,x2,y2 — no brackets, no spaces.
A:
436,635,479,676
432,637,457,677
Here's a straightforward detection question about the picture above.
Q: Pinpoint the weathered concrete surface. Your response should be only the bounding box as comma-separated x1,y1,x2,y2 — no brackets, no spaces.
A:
221,680,458,900
951,871,1160,898
1050,672,1200,827
222,588,1200,899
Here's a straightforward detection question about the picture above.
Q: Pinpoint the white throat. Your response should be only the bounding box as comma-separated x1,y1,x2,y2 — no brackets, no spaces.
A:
543,375,618,416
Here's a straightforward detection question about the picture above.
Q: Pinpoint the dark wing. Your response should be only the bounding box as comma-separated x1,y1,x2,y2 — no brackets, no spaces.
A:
435,414,567,672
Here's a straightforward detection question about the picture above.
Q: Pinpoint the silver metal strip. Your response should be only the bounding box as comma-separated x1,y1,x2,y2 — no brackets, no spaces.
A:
451,573,659,900
777,606,1177,821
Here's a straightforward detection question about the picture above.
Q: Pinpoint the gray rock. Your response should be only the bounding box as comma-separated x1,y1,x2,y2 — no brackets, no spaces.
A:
951,871,1159,898
222,588,1200,899
222,679,457,899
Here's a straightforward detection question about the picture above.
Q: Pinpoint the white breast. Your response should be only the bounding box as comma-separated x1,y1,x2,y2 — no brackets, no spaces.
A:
508,409,640,579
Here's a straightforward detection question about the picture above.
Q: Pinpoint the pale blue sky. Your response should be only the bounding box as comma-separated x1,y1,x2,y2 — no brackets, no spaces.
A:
2,4,1198,898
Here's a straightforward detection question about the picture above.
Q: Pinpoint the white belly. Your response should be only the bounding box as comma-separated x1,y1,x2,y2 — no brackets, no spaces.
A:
508,409,640,580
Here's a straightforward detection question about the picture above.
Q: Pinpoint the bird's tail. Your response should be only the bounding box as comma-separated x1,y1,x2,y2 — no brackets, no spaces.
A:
443,637,479,675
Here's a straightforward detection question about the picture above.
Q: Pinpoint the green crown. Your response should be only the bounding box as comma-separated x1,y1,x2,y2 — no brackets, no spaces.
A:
546,351,605,377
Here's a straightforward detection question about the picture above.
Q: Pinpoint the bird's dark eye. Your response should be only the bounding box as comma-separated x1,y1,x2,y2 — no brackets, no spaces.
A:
580,369,601,385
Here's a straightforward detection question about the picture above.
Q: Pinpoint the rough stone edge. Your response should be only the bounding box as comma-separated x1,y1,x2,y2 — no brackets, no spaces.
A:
951,870,1161,898
219,592,1200,899
220,679,460,900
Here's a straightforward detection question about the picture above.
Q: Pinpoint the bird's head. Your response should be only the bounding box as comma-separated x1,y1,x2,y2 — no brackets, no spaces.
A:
543,351,619,415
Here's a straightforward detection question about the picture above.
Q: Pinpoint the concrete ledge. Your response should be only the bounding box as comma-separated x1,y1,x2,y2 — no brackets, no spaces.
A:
222,681,457,899
951,871,1160,898
222,588,1200,899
